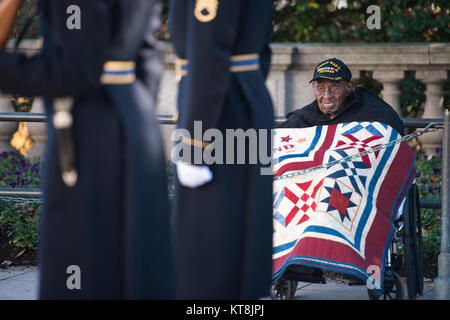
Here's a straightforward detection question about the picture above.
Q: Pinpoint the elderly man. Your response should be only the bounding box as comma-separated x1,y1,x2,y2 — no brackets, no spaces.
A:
274,58,409,292
278,58,405,136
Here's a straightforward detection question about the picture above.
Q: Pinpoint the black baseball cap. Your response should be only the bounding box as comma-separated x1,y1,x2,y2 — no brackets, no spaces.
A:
309,58,352,83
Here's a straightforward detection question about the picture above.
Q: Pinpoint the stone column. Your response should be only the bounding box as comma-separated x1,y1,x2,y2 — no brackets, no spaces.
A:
373,70,405,115
285,68,315,114
434,110,450,299
267,45,294,117
416,70,447,154
350,69,361,86
26,98,47,159
156,65,178,159
0,95,18,153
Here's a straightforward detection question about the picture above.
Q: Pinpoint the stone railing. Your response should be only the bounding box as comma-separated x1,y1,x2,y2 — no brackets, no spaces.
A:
1,41,449,156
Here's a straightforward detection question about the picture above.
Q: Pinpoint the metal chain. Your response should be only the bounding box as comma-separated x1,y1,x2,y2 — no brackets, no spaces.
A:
274,122,443,182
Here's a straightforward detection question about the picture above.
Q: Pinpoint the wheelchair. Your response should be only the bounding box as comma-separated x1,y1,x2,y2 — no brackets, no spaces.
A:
271,183,424,300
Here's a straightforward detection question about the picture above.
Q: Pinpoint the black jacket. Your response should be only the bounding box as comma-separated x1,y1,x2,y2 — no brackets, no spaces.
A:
278,87,405,136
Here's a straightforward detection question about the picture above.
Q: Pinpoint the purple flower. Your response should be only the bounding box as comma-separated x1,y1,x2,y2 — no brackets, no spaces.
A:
0,151,8,158
433,168,441,175
10,182,16,188
435,147,441,154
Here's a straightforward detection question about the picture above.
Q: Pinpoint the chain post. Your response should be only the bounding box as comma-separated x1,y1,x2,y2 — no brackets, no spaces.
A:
435,110,450,299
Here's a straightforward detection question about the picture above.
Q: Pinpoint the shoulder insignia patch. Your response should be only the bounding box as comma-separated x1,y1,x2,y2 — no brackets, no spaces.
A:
194,0,219,23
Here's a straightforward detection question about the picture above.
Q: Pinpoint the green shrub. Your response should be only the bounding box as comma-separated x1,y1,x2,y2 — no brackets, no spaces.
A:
272,0,449,43
400,72,426,118
396,149,442,278
0,153,176,253
0,151,42,188
0,202,40,250
0,151,42,252
414,149,442,277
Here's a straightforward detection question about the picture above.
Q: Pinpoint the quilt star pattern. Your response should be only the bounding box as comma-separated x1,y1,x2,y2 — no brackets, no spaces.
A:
272,122,416,289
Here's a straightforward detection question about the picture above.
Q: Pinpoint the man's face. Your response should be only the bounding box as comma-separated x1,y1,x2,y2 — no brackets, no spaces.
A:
312,79,353,118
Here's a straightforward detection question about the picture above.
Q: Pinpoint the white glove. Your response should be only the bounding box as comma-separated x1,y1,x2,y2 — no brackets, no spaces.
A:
176,161,213,188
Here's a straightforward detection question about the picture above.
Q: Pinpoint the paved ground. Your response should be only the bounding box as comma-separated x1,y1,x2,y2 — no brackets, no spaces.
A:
0,266,39,300
0,266,437,300
291,279,436,300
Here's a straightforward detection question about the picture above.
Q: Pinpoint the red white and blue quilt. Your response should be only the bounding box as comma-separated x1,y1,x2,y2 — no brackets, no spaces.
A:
272,122,416,288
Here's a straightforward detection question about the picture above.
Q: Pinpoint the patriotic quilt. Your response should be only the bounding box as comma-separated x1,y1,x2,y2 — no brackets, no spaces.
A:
272,122,416,289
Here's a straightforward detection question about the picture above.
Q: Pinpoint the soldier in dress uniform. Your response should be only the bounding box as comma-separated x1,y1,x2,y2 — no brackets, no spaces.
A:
169,0,275,299
0,0,173,299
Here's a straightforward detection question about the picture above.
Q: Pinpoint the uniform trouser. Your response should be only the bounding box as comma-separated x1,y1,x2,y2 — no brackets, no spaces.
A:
172,83,273,299
173,162,273,299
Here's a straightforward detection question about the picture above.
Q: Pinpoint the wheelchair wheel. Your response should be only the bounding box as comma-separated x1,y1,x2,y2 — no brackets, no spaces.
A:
402,184,424,299
271,278,297,300
367,270,404,300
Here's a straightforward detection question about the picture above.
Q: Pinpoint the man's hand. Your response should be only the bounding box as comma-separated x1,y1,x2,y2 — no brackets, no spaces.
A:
176,161,213,188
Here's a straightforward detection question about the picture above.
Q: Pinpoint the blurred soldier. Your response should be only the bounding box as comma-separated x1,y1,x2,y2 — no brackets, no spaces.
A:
0,0,173,299
169,0,275,299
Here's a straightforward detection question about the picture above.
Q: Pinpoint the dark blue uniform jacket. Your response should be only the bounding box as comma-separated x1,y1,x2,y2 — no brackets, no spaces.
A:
169,0,275,299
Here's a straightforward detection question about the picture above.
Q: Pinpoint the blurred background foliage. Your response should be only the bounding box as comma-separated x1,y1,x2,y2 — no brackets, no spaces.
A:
159,0,449,114
158,0,449,43
9,0,450,43
271,0,449,43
